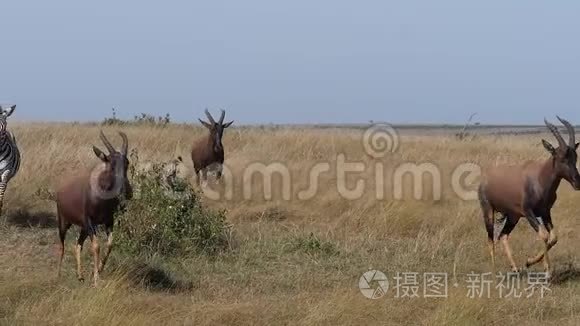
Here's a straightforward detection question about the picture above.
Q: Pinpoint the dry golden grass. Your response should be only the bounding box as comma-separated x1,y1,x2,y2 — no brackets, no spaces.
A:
1,122,580,325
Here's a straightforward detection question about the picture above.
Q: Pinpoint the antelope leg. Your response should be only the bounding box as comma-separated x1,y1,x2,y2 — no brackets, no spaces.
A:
527,228,557,268
75,229,88,282
57,222,71,278
488,238,496,275
500,235,519,272
99,227,113,272
524,214,551,278
90,233,100,287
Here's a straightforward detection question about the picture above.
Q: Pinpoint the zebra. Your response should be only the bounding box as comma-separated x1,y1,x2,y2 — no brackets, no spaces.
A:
0,105,20,215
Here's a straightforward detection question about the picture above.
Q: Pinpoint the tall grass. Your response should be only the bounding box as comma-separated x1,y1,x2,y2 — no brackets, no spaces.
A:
1,122,580,325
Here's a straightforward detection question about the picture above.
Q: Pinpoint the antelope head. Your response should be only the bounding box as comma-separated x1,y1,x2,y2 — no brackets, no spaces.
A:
92,130,132,199
198,109,234,153
542,116,580,190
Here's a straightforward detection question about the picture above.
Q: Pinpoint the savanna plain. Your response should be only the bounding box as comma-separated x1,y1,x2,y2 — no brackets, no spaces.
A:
1,121,579,325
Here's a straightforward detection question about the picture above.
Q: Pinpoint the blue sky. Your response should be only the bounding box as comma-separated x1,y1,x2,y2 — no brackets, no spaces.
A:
1,1,579,124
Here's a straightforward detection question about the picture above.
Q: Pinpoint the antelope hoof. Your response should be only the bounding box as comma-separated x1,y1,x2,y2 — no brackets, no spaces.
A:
525,259,535,268
520,264,529,274
92,276,100,287
78,276,85,283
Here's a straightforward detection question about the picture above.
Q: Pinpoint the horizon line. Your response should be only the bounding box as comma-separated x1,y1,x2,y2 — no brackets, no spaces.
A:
8,120,573,129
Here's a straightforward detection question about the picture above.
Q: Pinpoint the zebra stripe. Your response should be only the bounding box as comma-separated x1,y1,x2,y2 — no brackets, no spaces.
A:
0,105,21,215
0,131,20,180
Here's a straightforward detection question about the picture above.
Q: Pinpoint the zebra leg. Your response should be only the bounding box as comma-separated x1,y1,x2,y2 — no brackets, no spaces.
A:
0,170,11,217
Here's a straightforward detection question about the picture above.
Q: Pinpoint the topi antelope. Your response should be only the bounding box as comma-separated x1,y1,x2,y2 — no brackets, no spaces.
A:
56,130,132,286
191,109,233,185
478,116,580,278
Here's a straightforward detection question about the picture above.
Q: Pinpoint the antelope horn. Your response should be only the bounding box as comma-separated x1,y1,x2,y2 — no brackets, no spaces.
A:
99,130,116,154
119,131,128,155
545,118,567,149
557,116,576,146
204,109,215,124
218,109,225,124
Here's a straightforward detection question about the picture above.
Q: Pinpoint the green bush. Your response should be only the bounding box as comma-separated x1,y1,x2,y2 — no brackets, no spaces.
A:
102,107,127,126
115,155,231,257
102,108,171,127
133,112,171,126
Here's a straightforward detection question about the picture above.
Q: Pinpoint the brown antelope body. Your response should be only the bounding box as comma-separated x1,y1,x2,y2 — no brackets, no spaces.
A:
478,117,580,278
191,109,233,185
56,131,132,286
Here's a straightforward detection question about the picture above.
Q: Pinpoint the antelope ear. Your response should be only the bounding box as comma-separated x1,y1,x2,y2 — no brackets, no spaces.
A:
223,120,234,128
542,139,556,156
198,119,212,129
576,142,579,150
93,146,109,162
